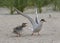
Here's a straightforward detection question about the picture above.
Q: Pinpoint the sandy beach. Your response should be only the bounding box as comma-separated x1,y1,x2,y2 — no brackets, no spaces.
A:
0,7,60,43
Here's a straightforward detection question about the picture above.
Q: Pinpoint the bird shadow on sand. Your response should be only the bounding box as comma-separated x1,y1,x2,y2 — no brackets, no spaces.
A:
9,34,41,38
7,33,54,39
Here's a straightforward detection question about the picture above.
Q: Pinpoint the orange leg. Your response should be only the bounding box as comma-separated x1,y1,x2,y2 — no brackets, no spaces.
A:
31,32,34,36
18,33,21,37
16,33,21,37
38,32,40,35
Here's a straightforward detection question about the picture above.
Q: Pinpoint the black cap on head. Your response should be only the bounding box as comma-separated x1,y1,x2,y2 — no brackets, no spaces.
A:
40,19,46,22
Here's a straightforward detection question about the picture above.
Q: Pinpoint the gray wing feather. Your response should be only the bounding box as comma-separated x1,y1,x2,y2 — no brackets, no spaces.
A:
35,16,39,24
15,8,37,27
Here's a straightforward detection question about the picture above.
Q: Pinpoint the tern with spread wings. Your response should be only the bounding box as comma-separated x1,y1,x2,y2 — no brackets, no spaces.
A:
15,8,46,35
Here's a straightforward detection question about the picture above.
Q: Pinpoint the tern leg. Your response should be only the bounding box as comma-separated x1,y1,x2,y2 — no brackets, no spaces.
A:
16,32,21,37
18,32,22,37
18,34,21,37
38,32,40,35
31,32,34,36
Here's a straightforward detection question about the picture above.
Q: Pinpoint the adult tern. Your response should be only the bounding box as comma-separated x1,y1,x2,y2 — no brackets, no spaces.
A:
15,8,46,35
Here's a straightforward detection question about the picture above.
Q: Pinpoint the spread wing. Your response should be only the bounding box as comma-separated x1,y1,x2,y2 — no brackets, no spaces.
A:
35,8,40,24
15,8,37,28
35,14,40,24
35,16,39,24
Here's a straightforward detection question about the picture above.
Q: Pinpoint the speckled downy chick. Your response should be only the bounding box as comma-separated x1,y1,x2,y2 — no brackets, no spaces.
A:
13,23,27,37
